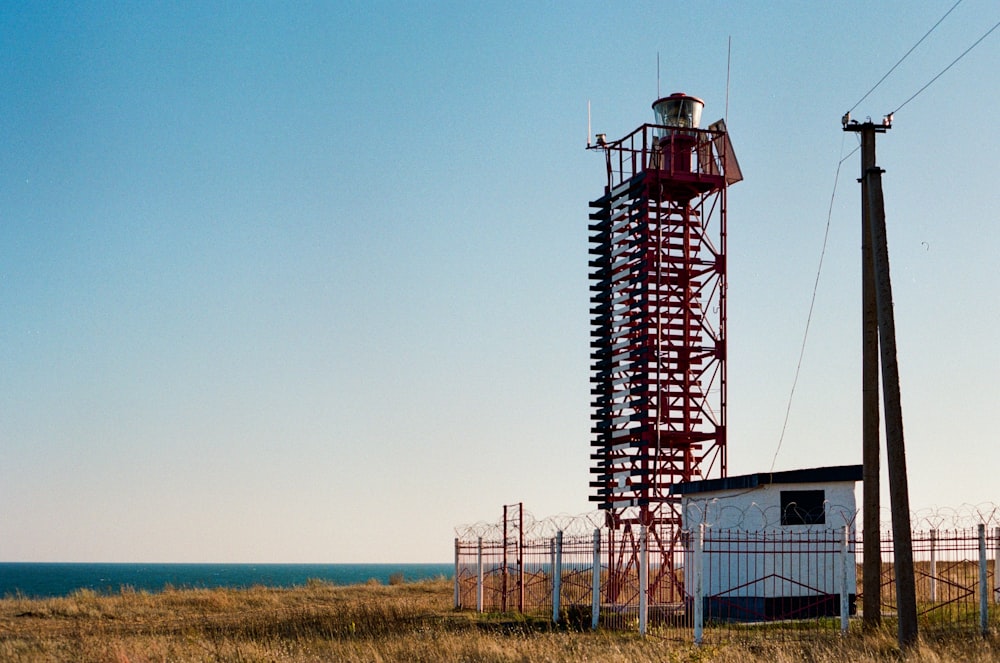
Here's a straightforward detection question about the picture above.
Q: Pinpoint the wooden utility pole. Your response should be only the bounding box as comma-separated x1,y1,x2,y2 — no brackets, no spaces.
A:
867,159,918,648
845,117,918,648
860,126,882,630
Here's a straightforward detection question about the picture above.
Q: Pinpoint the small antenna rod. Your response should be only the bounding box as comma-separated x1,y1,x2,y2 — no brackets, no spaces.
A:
587,100,592,147
725,37,732,125
657,52,661,100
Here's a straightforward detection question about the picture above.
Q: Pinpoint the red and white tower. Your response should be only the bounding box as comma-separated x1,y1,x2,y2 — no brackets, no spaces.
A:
588,94,741,594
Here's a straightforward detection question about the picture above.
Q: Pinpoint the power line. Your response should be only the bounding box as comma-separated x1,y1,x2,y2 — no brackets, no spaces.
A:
769,139,859,472
848,0,964,115
891,16,1000,115
775,6,998,471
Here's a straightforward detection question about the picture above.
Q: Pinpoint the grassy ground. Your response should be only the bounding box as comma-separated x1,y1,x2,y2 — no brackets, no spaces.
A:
2,577,1000,662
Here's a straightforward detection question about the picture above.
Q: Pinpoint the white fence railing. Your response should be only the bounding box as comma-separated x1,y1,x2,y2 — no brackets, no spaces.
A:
454,524,1000,641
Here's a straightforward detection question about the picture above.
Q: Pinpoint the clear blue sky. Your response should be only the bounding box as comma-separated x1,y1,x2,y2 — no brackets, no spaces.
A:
2,1,998,562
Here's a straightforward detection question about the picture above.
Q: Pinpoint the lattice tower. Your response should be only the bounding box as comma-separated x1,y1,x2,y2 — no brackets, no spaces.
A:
588,94,741,530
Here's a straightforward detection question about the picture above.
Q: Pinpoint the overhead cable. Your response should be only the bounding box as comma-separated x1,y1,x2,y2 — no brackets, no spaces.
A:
891,16,1000,115
769,139,859,472
848,0,964,115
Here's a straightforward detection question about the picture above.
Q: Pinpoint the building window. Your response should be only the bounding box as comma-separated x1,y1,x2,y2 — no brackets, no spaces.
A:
780,489,826,525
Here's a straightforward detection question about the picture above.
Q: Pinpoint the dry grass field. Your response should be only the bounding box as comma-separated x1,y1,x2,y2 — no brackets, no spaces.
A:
2,577,1000,662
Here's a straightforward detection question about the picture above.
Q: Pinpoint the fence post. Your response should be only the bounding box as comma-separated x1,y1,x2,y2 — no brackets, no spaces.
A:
994,527,1000,605
553,530,563,624
840,525,850,633
639,525,648,636
549,537,558,605
693,524,704,645
454,538,461,609
519,503,525,614
592,528,601,630
476,537,484,613
981,524,989,636
929,529,937,602
502,506,508,613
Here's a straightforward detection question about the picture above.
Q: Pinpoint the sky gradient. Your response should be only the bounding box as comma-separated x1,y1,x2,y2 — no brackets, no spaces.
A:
2,1,998,562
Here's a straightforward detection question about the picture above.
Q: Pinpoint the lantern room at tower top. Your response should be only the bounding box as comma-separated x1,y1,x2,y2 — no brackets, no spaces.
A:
588,93,742,529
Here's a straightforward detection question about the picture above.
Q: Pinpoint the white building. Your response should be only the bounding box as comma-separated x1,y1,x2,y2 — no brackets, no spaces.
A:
670,465,862,621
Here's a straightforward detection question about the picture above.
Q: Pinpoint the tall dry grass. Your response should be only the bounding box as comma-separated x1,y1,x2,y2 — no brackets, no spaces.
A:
2,577,1000,662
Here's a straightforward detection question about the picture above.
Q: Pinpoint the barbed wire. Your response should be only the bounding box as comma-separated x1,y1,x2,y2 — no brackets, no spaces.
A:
453,510,606,542
681,498,859,531
908,503,1000,531
456,503,1000,542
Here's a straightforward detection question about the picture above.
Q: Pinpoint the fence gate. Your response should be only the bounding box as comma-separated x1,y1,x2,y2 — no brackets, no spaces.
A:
693,529,855,624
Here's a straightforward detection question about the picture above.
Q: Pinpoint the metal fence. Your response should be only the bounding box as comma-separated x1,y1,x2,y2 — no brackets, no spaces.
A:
898,526,1000,633
454,524,1000,641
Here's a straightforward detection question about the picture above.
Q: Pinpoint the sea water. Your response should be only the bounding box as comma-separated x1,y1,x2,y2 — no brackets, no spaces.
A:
0,562,452,598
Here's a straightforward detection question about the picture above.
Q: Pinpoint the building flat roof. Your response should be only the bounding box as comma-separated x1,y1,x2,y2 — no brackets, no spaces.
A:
669,464,863,496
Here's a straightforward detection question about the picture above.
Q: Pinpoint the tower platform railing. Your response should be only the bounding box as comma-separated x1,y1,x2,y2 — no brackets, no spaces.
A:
599,124,731,191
